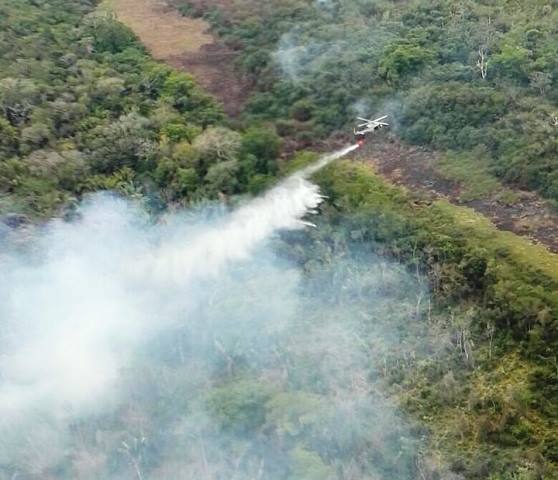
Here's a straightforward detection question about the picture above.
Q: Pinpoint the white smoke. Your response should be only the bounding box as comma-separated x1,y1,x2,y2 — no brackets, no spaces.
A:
0,145,436,478
351,98,371,118
274,31,348,83
0,146,357,423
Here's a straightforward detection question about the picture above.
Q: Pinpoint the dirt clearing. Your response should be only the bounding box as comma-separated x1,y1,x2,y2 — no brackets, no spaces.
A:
106,0,248,116
107,0,212,58
355,137,558,253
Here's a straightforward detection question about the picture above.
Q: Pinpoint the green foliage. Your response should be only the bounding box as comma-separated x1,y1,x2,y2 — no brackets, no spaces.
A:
204,159,240,194
401,83,508,149
208,379,274,433
379,40,435,84
314,160,558,477
85,13,139,54
4,1,558,478
153,157,199,201
437,149,505,201
0,0,280,217
240,126,281,174
161,71,197,112
266,392,325,438
289,99,316,122
246,173,274,194
288,447,335,480
192,0,558,202
492,43,530,81
281,151,319,175
160,122,200,142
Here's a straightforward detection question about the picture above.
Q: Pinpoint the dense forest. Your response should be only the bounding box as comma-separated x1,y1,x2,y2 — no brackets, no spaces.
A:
1,1,558,480
175,0,558,204
0,0,280,218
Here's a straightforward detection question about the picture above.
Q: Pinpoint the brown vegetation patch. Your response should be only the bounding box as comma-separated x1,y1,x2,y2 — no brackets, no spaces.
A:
109,0,213,59
355,136,558,253
173,0,244,15
167,44,249,117
108,0,248,116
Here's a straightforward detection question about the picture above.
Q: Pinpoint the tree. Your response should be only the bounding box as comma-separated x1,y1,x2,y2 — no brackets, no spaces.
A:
529,71,552,96
492,43,530,81
288,447,335,480
379,41,435,83
84,12,137,54
204,159,240,194
160,122,201,143
240,127,281,174
21,123,52,151
207,380,273,433
48,99,86,136
0,77,40,125
476,45,489,80
161,71,197,113
471,16,498,80
0,117,19,154
290,99,316,122
193,126,241,172
89,113,155,173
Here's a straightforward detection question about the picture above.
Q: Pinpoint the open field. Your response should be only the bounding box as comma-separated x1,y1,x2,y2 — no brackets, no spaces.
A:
105,0,212,59
104,0,248,115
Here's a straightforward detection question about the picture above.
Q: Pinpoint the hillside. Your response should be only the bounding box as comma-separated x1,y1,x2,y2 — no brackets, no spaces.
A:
178,0,558,201
0,1,557,480
168,0,558,250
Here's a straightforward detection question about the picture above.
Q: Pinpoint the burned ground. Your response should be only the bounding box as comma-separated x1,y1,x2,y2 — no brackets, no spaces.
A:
108,0,248,116
354,137,558,253
166,43,249,117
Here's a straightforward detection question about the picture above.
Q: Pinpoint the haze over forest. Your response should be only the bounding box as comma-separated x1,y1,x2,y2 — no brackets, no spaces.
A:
1,1,558,479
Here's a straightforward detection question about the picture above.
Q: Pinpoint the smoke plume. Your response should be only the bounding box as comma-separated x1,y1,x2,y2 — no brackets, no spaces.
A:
0,147,427,478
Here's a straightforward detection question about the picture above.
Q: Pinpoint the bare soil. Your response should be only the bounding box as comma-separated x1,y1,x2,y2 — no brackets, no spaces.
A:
166,43,249,117
108,0,248,116
354,136,558,253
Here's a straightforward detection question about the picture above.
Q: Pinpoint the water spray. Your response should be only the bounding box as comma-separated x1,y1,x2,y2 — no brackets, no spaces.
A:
298,144,361,177
0,143,360,423
146,144,360,283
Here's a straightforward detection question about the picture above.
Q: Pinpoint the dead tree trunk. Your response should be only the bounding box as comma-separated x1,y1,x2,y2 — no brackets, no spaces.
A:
476,46,488,79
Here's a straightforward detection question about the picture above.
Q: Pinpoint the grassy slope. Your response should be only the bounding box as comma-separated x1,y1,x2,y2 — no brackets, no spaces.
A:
315,160,558,478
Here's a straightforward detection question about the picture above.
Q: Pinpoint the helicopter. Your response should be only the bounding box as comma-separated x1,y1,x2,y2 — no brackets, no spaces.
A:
354,115,389,145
